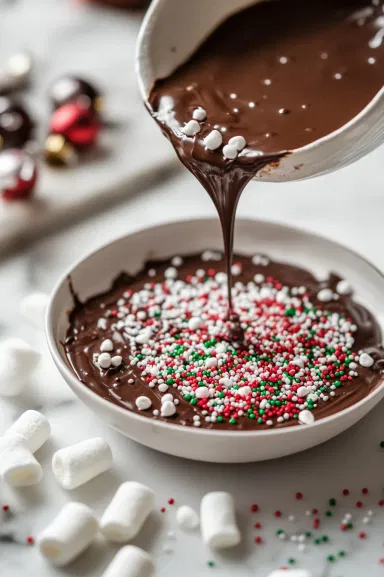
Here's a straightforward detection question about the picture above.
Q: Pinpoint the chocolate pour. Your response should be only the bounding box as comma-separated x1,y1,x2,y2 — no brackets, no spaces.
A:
148,0,384,316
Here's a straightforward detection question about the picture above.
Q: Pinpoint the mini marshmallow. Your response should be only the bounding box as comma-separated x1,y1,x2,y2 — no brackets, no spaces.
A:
204,129,222,150
359,352,374,367
298,410,315,425
98,352,112,369
297,386,310,398
20,292,49,329
222,144,238,159
228,135,246,151
102,545,155,577
52,437,113,490
268,569,312,577
0,432,43,487
111,355,123,367
37,502,98,567
100,481,155,543
201,491,241,549
161,393,174,403
195,386,209,398
161,400,176,417
100,339,114,352
192,107,207,121
176,505,199,532
181,120,200,136
336,279,352,295
0,338,41,396
238,386,251,397
6,410,50,453
136,396,152,410
317,288,333,302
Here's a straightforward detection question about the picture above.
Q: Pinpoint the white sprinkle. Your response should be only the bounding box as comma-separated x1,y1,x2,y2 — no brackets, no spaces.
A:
158,383,169,393
230,93,237,99
100,339,113,352
165,267,178,279
161,401,177,418
148,268,156,277
288,515,295,522
334,73,343,80
171,256,183,267
223,144,238,159
336,280,352,295
192,107,207,121
254,274,265,283
368,57,376,64
111,356,122,367
317,288,333,302
98,352,112,369
248,102,255,108
135,396,152,410
181,120,200,136
206,357,218,369
228,135,246,151
359,352,374,367
263,79,272,85
188,317,201,331
204,129,223,150
279,56,288,64
135,330,152,344
97,318,107,330
298,410,315,425
231,263,242,275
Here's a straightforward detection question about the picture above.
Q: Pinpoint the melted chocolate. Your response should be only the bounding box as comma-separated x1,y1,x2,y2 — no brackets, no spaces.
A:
65,254,384,430
148,0,384,309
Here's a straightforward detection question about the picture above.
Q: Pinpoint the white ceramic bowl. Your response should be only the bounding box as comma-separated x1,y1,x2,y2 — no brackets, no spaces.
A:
46,218,384,463
136,0,384,182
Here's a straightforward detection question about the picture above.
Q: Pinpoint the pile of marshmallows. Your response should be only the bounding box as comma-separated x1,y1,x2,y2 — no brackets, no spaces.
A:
181,106,246,160
0,293,312,577
0,408,312,577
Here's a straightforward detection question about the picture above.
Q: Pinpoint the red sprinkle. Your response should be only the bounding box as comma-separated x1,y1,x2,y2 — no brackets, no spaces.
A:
342,489,349,496
378,500,384,507
295,492,303,500
2,505,9,512
312,508,318,515
313,518,320,529
341,524,348,531
379,558,384,565
361,488,368,495
160,507,166,513
274,510,282,518
358,532,367,539
168,498,175,505
254,536,263,544
251,504,259,513
356,501,363,508
26,536,34,545
254,522,262,529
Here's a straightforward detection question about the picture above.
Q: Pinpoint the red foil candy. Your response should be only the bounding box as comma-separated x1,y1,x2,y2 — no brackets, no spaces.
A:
50,103,100,148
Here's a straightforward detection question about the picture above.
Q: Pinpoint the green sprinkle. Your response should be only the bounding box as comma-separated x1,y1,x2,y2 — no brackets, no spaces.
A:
327,555,336,563
305,531,312,538
190,398,197,405
184,394,191,401
276,529,284,535
329,498,336,506
285,308,296,317
338,551,346,557
288,558,296,565
380,441,384,448
207,561,215,568
216,416,223,423
229,418,237,425
314,538,321,545
325,511,333,517
322,535,329,543
166,378,174,385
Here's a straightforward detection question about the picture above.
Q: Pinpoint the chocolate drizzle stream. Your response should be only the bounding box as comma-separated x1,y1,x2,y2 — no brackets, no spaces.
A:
148,0,384,312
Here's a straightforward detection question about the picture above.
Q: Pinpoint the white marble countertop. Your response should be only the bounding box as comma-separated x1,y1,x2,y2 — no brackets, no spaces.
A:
1,144,384,577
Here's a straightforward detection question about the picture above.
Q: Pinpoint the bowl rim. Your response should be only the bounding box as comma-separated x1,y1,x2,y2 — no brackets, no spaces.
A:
46,216,384,439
